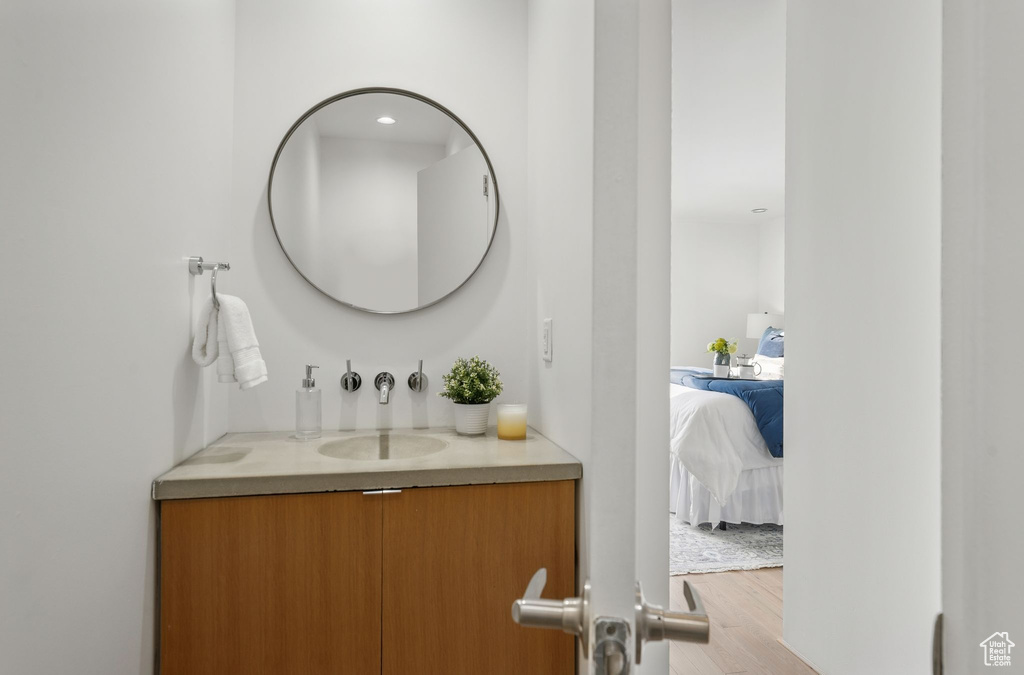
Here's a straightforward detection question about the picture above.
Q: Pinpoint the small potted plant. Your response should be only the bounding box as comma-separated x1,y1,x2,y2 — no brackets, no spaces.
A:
438,356,504,435
706,337,737,377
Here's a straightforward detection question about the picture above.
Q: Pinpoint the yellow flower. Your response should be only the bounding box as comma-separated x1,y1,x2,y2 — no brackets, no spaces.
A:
706,342,714,352
728,343,737,354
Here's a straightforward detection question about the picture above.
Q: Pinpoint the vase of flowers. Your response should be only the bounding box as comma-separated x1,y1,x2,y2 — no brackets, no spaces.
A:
439,356,504,435
707,338,738,377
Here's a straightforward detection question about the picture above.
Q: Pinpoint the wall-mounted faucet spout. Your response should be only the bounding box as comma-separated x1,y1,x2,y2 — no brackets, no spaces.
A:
375,372,395,405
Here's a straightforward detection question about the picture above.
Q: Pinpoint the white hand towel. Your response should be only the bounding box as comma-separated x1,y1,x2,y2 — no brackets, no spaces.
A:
216,318,236,384
190,295,268,390
191,298,219,367
217,294,268,390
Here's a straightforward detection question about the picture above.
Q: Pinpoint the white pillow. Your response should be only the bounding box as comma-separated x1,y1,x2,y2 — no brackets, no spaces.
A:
752,354,784,380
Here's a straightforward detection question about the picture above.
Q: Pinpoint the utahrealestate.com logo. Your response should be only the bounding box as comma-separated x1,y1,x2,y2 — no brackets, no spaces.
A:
980,632,1014,667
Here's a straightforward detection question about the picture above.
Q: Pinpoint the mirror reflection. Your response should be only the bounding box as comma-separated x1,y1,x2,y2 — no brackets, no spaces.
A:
269,89,498,313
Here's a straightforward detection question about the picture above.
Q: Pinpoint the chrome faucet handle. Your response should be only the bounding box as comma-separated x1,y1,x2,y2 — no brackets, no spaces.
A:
512,567,591,657
340,360,362,392
634,580,709,664
407,360,428,392
374,372,395,404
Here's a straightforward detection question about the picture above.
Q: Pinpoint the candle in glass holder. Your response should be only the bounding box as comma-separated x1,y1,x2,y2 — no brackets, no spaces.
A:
497,403,528,440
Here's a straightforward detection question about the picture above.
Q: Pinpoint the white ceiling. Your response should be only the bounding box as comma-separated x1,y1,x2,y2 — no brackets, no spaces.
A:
672,0,786,225
310,92,462,146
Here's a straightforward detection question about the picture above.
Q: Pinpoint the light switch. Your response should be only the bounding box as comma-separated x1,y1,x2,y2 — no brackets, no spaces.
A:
542,318,553,362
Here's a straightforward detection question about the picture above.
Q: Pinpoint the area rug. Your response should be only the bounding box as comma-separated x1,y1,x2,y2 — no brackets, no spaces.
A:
670,518,783,575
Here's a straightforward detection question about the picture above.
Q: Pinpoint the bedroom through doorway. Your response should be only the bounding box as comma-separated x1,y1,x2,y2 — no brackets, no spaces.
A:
666,0,800,671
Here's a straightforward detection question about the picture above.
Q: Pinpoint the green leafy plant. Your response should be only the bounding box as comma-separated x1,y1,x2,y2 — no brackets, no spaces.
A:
706,338,738,356
438,356,504,404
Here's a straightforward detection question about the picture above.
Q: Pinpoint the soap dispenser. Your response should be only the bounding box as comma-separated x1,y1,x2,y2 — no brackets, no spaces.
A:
296,364,322,440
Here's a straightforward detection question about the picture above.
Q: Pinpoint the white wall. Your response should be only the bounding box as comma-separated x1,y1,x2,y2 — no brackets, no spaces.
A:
942,1,1024,671
444,124,474,157
271,118,321,286
758,216,785,314
670,217,783,366
526,0,594,534
527,0,598,667
319,136,441,310
670,0,786,367
0,1,234,672
229,0,527,432
670,220,762,365
784,1,941,673
417,145,490,306
672,0,786,226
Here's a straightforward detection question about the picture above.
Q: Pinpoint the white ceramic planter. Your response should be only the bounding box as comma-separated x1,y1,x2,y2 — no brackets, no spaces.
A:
712,352,731,378
453,402,490,435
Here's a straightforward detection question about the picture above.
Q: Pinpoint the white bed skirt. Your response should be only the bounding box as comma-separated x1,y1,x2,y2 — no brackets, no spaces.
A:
670,455,784,526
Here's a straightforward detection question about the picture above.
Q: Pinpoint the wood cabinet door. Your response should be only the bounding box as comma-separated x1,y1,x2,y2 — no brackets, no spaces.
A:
382,481,576,675
160,491,382,675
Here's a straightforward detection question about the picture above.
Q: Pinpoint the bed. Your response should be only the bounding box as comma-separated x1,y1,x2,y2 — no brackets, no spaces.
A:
669,330,785,527
669,382,783,526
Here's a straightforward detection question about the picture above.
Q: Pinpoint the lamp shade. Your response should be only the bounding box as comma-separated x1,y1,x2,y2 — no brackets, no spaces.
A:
747,312,784,339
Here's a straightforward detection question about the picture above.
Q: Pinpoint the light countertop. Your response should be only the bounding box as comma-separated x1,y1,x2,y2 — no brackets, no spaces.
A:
152,427,581,501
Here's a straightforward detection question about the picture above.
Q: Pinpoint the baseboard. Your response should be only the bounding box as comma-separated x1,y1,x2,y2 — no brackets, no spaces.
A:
778,639,823,674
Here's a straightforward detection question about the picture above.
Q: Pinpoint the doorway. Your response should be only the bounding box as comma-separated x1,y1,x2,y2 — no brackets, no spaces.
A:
666,0,801,670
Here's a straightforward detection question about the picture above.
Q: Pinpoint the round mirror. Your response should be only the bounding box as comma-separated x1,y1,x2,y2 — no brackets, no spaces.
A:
268,88,499,313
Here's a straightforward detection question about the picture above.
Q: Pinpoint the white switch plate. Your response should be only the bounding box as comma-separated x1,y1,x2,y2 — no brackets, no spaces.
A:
542,318,553,362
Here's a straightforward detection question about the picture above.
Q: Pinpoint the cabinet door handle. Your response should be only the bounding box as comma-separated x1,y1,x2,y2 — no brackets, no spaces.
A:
362,489,403,495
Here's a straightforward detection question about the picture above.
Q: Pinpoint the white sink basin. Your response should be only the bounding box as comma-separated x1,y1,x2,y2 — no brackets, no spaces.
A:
318,434,448,461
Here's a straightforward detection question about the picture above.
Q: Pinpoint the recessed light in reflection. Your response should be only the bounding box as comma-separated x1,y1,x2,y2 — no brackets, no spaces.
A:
751,208,768,213
377,116,396,125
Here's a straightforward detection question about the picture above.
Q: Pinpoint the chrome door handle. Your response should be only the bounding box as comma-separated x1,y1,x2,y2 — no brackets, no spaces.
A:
634,580,710,664
511,567,591,656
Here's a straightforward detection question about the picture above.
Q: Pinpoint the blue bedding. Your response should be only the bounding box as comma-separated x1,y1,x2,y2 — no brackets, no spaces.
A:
670,366,712,385
680,377,784,457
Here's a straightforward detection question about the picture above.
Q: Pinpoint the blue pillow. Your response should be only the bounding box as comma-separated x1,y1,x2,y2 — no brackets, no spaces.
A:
757,326,785,357
738,387,784,457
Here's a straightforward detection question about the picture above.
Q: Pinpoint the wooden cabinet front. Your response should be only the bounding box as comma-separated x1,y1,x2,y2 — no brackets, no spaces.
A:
160,491,383,675
159,480,575,674
382,481,576,675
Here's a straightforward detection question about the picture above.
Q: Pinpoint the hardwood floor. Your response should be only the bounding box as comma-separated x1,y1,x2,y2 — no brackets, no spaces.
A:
668,568,817,674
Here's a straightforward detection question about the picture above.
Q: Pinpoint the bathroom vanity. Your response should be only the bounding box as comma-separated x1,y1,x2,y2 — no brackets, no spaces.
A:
153,429,581,675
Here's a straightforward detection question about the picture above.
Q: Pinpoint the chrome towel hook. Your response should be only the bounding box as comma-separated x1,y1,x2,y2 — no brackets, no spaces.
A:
210,264,221,309
188,256,231,310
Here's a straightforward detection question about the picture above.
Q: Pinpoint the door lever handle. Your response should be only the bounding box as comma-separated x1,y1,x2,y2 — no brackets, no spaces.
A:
634,580,710,664
511,567,591,656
